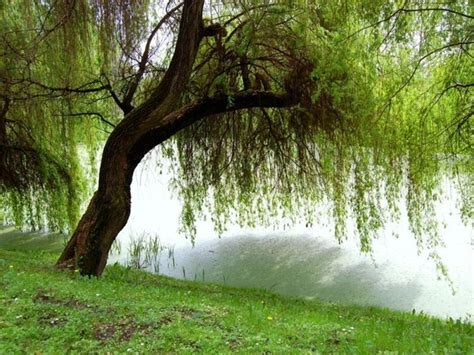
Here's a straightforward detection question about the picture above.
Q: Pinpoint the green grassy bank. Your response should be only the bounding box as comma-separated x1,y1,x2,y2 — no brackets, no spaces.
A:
0,232,472,353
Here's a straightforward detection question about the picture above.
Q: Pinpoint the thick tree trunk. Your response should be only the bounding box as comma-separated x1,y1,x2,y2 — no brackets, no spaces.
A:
56,0,206,276
56,126,136,275
56,190,130,275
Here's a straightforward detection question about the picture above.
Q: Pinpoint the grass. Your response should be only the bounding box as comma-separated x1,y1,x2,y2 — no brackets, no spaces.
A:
0,236,472,353
1,252,472,353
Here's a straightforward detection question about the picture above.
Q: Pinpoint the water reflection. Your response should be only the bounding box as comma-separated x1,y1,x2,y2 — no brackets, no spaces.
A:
174,234,422,310
109,152,473,321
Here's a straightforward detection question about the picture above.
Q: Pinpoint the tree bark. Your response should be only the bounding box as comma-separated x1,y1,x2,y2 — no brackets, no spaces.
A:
0,97,9,143
57,0,297,276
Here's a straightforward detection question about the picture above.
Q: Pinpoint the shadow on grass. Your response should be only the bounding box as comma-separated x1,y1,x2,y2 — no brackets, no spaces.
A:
0,225,65,252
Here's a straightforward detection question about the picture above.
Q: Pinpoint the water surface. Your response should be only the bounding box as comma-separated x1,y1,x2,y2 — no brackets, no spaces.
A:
110,157,473,320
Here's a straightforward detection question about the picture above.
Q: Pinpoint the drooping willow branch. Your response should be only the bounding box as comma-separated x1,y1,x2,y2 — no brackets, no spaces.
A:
344,5,473,42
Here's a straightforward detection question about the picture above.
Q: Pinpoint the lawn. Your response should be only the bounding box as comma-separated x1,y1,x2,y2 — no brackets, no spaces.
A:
0,245,472,354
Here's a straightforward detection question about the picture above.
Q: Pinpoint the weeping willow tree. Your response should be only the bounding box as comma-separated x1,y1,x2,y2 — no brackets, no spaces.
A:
0,0,472,276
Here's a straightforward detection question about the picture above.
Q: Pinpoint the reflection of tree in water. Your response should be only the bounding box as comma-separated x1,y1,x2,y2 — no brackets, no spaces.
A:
173,233,422,312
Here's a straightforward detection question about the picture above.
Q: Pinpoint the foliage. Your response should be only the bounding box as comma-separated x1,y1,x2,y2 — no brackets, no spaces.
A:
0,0,472,263
0,248,472,353
169,0,473,271
0,0,110,231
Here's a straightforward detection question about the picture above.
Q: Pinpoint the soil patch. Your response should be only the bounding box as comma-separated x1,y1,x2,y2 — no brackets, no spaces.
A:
93,319,153,342
33,289,96,310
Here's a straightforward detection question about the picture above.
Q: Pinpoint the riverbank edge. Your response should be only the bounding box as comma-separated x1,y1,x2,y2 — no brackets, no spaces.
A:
0,249,472,353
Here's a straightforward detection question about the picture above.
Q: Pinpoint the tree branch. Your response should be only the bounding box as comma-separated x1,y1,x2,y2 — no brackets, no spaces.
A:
121,2,184,113
124,0,205,114
22,79,110,94
344,5,473,42
130,90,297,161
401,7,473,20
61,112,116,129
380,41,473,115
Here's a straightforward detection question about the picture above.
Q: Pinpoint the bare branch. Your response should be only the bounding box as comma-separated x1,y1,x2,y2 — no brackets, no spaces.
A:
61,112,116,129
22,79,110,94
401,7,473,20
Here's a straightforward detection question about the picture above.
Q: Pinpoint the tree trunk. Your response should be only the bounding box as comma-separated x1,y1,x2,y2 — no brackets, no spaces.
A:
0,97,9,143
56,0,206,276
56,190,130,275
56,119,136,274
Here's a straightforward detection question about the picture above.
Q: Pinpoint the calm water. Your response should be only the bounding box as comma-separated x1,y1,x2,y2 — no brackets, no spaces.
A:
109,154,473,321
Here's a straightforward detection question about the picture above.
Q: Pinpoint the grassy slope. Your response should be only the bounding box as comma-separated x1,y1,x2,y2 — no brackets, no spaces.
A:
0,249,472,354
0,225,472,353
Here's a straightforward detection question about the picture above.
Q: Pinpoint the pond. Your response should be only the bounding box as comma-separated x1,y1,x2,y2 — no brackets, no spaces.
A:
109,156,473,321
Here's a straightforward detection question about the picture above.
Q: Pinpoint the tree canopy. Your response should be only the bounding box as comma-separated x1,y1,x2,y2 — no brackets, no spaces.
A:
0,0,472,275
